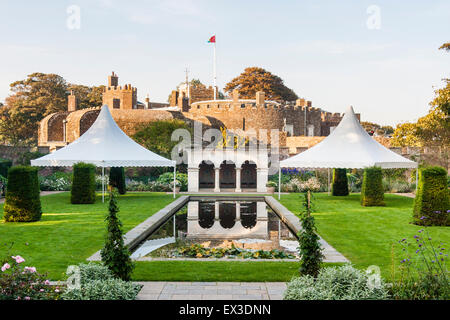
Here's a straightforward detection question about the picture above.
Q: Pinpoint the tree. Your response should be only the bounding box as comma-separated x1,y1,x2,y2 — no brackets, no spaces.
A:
224,67,298,102
439,42,450,52
100,191,134,281
297,190,324,277
132,120,192,159
391,122,421,147
109,167,126,195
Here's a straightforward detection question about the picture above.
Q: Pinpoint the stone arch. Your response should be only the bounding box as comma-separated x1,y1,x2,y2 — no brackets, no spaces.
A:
241,160,257,189
219,202,236,229
47,112,69,141
219,160,236,189
240,202,257,229
198,201,215,229
199,160,215,189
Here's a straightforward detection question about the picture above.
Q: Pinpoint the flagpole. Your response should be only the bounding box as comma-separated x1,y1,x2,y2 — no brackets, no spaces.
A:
213,41,217,100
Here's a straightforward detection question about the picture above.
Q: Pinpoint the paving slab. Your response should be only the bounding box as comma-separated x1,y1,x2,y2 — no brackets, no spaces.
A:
136,281,287,300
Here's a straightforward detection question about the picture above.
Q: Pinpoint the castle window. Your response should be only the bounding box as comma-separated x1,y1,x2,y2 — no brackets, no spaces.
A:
207,104,210,108
241,104,245,108
243,118,246,131
197,105,200,109
113,99,120,109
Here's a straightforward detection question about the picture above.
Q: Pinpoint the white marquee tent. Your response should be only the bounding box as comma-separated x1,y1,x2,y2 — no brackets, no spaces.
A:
31,105,177,201
278,106,418,199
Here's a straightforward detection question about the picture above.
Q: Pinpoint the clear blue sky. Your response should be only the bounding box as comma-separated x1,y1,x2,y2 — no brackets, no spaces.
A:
0,0,448,126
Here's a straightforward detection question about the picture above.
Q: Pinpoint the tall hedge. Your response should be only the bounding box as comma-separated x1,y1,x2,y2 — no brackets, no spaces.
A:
3,166,42,222
332,168,349,196
109,167,126,195
413,166,449,226
71,162,96,204
361,167,385,206
0,159,12,178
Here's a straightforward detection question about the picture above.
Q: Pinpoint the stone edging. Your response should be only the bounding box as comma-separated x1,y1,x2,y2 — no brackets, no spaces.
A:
87,196,189,261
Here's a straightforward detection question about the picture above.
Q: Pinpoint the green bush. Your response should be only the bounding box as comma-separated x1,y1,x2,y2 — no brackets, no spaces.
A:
3,166,42,222
157,172,188,191
62,263,141,300
101,192,134,281
109,167,126,195
0,159,12,178
69,263,114,286
283,264,389,300
71,162,96,204
332,168,349,196
413,166,449,226
361,167,385,206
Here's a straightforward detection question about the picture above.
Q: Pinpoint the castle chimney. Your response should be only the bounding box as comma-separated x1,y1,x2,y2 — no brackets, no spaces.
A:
256,91,265,106
232,89,240,103
108,71,118,87
296,98,306,107
145,94,150,109
307,101,312,107
68,90,78,112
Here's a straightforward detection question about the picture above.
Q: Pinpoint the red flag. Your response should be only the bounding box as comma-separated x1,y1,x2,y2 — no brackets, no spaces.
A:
207,35,216,43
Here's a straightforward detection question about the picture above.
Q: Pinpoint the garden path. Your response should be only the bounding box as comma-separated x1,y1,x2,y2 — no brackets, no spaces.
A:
135,281,286,300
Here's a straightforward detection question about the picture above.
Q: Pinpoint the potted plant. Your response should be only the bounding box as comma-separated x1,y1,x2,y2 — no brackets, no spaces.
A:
266,181,277,194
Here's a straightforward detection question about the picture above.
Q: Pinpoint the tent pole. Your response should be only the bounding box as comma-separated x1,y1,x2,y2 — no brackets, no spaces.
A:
102,166,105,203
278,166,281,200
173,166,176,199
327,168,330,195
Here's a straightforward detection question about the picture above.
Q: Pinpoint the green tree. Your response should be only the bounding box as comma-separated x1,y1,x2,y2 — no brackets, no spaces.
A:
331,168,349,196
224,67,298,102
132,120,192,159
100,191,134,281
109,167,126,195
297,190,324,277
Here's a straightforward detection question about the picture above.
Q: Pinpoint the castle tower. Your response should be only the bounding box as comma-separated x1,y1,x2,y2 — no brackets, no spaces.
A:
102,72,137,110
68,90,78,112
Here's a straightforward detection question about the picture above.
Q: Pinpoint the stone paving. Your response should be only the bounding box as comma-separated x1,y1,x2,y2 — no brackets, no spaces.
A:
136,282,287,300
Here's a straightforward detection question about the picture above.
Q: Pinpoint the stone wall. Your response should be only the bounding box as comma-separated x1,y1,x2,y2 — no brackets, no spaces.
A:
0,145,49,165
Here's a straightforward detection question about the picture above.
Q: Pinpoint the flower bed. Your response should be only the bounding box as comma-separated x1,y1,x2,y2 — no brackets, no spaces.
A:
153,243,296,260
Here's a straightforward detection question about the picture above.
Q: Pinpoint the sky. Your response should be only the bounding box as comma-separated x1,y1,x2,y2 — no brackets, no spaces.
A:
0,0,449,126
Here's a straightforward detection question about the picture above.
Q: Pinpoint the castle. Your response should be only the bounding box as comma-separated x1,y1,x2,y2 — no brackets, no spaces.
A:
38,72,354,154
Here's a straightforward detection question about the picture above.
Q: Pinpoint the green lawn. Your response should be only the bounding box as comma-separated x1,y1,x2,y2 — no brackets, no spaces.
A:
278,193,450,280
0,192,176,279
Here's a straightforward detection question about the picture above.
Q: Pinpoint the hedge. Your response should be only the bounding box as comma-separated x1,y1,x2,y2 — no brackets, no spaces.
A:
109,167,126,195
0,158,12,178
332,168,349,196
413,166,449,226
361,167,385,206
3,166,42,222
71,162,96,204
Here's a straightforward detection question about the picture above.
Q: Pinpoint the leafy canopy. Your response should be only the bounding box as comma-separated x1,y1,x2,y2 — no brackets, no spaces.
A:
224,67,298,102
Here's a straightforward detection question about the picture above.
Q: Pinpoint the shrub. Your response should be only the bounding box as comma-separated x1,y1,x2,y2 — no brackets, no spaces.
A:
109,167,126,195
157,172,188,191
0,254,60,300
283,265,389,300
62,263,141,300
332,168,349,196
298,191,323,277
0,159,12,179
3,166,42,222
392,226,449,299
413,166,449,226
39,172,72,191
68,263,113,286
71,162,96,204
61,278,141,300
18,151,45,165
361,166,385,206
100,191,134,281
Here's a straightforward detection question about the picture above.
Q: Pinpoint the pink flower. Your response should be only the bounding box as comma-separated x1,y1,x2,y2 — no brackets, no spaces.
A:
40,289,44,292
24,266,36,273
1,263,10,272
24,296,31,300
11,255,25,264
44,280,50,285
54,289,60,293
